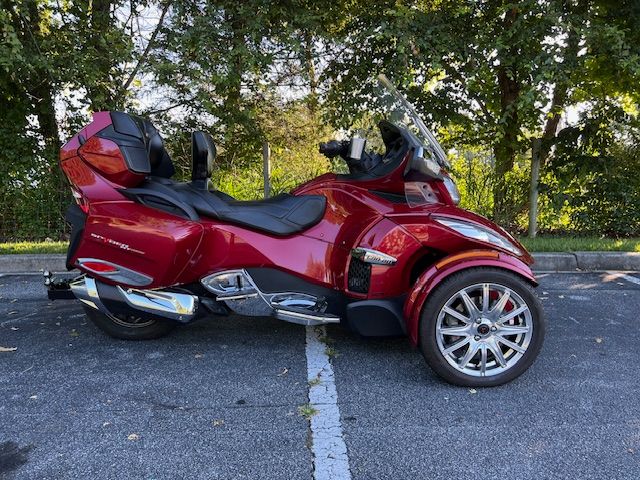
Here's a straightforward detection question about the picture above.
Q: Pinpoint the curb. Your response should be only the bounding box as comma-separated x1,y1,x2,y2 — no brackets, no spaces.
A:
532,252,640,272
0,254,68,273
0,252,639,274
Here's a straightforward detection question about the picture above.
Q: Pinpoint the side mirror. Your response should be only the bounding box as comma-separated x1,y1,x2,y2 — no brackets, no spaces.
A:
411,146,442,178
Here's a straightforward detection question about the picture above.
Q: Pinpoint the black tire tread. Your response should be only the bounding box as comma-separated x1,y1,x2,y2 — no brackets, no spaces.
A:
83,306,176,340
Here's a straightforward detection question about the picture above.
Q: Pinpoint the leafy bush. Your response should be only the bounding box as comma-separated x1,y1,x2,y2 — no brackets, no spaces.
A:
562,145,640,236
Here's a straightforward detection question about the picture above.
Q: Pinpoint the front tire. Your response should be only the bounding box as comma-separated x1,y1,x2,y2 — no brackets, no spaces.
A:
83,305,176,340
419,268,545,387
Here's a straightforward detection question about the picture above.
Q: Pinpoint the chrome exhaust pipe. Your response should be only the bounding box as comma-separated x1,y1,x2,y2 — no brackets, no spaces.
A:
117,286,197,322
70,277,198,323
70,277,106,312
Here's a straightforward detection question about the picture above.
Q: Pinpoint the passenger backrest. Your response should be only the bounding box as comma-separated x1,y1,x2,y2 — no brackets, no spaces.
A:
191,131,217,190
139,119,176,179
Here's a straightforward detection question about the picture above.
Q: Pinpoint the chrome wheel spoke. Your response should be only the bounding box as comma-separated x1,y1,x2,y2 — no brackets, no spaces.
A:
496,336,526,354
481,283,490,313
488,340,507,367
459,290,480,317
438,325,471,336
498,305,528,323
499,325,530,336
458,342,480,369
491,290,511,316
480,345,488,376
442,337,471,356
443,306,472,324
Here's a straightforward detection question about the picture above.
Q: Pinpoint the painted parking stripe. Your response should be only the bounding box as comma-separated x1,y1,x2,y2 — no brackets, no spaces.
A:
607,271,640,286
305,326,352,480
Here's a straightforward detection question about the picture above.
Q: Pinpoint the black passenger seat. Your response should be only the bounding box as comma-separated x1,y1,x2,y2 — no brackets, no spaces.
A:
112,111,326,236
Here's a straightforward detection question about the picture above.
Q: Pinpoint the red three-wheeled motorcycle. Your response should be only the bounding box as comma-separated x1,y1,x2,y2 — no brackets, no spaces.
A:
46,75,544,386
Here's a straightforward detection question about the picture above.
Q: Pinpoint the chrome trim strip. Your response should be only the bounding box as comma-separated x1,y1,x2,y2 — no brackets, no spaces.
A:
351,248,397,265
216,293,259,301
77,258,153,286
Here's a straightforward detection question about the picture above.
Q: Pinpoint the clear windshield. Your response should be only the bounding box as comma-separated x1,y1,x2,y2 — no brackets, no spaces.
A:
376,74,450,169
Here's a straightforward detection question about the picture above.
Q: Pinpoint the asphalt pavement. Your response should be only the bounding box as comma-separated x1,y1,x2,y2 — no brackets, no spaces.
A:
1,272,639,479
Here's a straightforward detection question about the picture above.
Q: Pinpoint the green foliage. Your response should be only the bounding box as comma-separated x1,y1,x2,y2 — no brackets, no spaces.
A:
451,150,530,230
0,0,638,241
210,101,332,199
321,0,640,223
0,0,140,241
554,145,640,236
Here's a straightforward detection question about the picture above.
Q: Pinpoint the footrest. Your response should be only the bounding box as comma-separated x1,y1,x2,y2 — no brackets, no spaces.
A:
274,307,340,326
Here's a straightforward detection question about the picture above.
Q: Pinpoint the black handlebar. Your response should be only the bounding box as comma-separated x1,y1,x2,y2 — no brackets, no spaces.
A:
319,140,349,158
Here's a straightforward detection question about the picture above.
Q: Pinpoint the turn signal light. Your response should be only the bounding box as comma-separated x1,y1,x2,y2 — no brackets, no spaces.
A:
81,261,118,273
435,250,500,270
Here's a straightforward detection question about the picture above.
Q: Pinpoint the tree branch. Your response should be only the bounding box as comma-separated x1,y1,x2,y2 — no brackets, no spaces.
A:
119,1,171,98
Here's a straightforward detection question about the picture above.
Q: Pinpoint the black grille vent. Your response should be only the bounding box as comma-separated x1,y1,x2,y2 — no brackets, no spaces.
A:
348,257,371,293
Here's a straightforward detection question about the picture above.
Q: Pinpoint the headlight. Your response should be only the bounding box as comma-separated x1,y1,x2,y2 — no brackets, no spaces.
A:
442,176,460,205
433,216,522,255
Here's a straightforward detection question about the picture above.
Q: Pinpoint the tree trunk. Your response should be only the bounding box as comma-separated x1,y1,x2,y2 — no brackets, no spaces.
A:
23,0,61,155
87,0,115,111
303,32,318,114
23,0,67,236
262,142,271,198
527,21,580,235
528,138,542,237
492,6,521,225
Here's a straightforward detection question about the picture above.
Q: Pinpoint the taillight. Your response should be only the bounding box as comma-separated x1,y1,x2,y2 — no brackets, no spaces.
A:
71,187,89,213
81,261,118,273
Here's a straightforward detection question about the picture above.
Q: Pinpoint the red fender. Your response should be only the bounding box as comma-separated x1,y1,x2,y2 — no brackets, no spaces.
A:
403,250,538,346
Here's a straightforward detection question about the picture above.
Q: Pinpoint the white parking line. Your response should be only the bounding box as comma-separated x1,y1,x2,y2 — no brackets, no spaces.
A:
305,326,352,480
606,271,640,286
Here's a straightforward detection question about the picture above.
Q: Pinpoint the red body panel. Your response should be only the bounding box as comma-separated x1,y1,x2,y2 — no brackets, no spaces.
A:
60,111,537,333
78,201,204,287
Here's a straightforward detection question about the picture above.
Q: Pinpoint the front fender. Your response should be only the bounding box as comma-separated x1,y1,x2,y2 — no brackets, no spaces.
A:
403,250,537,346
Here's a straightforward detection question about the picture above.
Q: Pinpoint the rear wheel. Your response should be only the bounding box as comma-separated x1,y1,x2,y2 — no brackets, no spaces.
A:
83,305,176,340
419,268,545,387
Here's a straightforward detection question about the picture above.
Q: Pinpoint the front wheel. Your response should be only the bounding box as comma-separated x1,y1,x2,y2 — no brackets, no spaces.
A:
83,305,176,340
419,268,545,387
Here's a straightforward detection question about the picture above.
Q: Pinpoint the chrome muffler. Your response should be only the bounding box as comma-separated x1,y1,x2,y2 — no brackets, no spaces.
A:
70,277,198,323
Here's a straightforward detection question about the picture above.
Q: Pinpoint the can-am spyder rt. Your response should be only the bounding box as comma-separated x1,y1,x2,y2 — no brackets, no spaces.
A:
47,75,544,387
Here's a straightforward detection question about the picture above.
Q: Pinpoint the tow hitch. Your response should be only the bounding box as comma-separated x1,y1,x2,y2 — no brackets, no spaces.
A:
43,270,76,300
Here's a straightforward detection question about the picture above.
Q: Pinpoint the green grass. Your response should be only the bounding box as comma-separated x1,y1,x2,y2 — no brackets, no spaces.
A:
1,236,640,255
518,236,640,253
298,404,318,420
0,241,69,255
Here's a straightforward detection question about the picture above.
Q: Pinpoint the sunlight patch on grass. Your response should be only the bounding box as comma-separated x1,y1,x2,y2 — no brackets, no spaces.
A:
518,236,640,253
0,242,69,255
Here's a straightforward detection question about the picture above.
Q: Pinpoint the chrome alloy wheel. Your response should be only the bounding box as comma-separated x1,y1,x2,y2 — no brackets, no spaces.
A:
435,283,533,377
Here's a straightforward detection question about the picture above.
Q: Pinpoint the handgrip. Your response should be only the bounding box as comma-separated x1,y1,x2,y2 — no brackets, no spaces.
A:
319,140,349,158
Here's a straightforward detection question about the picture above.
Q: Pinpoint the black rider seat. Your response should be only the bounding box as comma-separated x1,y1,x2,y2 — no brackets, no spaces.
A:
180,131,326,235
126,124,326,236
